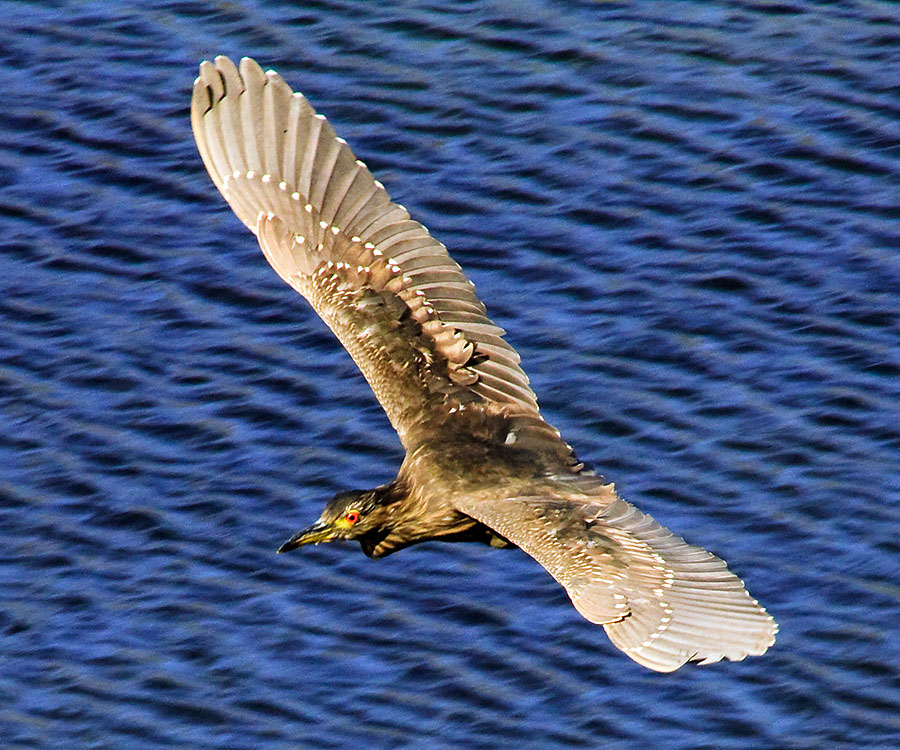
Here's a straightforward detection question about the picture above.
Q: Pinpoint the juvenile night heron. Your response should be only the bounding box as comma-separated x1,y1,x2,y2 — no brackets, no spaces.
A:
192,56,777,672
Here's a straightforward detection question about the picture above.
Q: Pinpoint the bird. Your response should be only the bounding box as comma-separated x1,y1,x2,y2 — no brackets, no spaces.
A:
191,55,777,672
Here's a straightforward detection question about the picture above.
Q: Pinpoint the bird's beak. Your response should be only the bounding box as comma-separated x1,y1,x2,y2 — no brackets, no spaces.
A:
277,520,336,553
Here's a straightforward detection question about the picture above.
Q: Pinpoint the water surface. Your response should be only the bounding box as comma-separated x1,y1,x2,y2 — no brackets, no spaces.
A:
1,1,899,748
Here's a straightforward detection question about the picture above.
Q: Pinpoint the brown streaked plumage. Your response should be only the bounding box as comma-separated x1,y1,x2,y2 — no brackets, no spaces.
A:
192,55,777,672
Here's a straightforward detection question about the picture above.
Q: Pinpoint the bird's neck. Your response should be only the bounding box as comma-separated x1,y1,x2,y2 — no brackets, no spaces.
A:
356,478,480,558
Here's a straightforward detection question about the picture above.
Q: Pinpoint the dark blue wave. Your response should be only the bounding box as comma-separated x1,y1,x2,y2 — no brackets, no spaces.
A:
1,1,898,748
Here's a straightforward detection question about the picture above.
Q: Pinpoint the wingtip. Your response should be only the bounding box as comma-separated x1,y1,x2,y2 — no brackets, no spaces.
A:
239,55,266,83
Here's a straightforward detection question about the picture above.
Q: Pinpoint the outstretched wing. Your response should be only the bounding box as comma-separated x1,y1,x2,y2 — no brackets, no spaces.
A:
456,478,777,672
192,55,568,457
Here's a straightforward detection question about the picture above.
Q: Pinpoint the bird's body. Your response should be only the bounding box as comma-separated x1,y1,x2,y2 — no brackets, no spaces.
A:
192,55,777,672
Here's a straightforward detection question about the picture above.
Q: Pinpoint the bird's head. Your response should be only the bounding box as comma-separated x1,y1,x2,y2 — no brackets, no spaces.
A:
276,489,391,553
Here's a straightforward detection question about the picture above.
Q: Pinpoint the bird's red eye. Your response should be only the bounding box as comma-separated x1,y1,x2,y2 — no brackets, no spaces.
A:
345,511,360,525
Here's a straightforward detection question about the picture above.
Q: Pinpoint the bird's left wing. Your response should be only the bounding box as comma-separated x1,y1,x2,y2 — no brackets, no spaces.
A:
455,478,777,672
192,56,568,457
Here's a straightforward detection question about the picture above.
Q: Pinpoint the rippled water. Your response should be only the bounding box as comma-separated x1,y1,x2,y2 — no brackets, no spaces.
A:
2,1,899,748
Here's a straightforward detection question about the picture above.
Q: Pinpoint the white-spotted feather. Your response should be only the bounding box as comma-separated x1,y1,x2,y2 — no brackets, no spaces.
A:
192,55,563,452
456,482,777,672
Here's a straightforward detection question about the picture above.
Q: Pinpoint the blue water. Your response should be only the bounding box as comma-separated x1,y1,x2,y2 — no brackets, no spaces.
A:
2,1,899,747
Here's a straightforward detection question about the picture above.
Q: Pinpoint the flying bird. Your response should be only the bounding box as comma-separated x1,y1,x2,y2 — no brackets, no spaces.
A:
191,56,777,672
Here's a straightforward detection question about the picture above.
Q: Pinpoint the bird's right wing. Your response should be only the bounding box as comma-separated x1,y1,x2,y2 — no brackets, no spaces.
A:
455,479,777,672
192,55,570,459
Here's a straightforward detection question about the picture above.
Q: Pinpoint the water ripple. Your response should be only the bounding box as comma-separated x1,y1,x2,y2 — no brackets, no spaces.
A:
1,1,899,749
